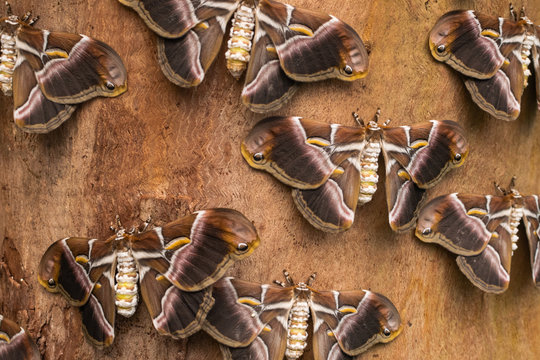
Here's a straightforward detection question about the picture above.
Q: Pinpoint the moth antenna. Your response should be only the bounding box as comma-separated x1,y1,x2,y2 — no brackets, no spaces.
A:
140,217,152,232
283,269,294,286
494,181,507,195
352,111,364,126
5,2,12,16
509,176,516,190
306,273,317,286
519,6,525,19
274,280,287,287
509,3,516,21
21,11,31,22
374,108,381,123
28,15,39,26
383,118,392,126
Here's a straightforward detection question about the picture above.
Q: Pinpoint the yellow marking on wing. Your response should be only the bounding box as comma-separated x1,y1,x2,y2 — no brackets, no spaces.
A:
467,209,487,216
262,326,272,332
266,45,277,54
165,237,190,250
491,233,499,239
75,255,89,264
333,168,345,176
339,306,358,314
397,169,411,180
238,297,262,306
289,24,314,37
503,59,510,66
326,330,335,337
534,230,537,237
94,283,102,290
156,274,165,282
481,29,500,38
410,140,428,149
306,138,330,147
0,332,10,342
195,22,209,30
45,50,69,58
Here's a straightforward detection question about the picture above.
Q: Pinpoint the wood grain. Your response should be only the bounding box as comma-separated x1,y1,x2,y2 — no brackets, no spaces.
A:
1,0,539,359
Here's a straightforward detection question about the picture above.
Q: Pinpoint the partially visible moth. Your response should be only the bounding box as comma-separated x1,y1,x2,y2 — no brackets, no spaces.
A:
202,271,402,359
429,7,540,121
416,179,540,293
117,0,368,113
0,315,40,360
0,3,127,133
241,111,469,232
38,208,260,347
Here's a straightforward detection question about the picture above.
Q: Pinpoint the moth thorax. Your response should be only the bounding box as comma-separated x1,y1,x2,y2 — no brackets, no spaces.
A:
509,205,524,254
0,32,17,96
358,141,381,205
225,3,255,79
114,249,139,317
521,34,535,86
285,298,309,360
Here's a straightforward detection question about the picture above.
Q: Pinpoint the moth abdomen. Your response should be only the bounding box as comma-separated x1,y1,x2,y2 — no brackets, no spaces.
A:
509,205,524,253
358,140,381,205
114,249,139,317
521,33,535,86
225,3,255,79
0,31,16,96
285,298,309,360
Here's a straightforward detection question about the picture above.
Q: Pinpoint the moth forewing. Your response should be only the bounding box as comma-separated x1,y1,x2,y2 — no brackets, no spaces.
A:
0,315,41,360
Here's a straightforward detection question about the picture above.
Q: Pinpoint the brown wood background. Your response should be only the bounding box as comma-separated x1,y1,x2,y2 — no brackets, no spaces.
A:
1,0,539,359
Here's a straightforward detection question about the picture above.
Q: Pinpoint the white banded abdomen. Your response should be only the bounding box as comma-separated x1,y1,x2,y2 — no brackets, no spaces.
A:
521,33,535,86
0,32,16,96
285,298,309,360
114,249,139,317
509,205,524,254
358,140,381,205
225,3,255,79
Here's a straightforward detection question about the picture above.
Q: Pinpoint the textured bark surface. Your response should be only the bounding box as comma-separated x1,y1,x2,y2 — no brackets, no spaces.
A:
1,0,540,359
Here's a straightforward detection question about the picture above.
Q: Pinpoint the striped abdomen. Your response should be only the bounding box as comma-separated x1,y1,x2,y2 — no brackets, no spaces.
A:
225,3,255,79
285,298,309,360
0,32,16,96
358,140,381,205
114,249,139,317
521,33,535,87
509,205,524,254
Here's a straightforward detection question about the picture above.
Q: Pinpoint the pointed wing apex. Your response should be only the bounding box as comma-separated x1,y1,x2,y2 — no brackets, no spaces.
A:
0,316,41,360
257,0,368,82
522,195,540,287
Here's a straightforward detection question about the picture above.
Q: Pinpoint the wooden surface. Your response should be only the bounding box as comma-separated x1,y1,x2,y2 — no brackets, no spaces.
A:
1,0,540,359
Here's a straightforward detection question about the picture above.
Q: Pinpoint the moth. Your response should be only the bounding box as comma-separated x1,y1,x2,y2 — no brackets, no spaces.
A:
0,315,40,360
117,0,368,112
241,111,469,232
416,180,540,293
429,7,540,121
0,3,127,133
37,208,260,347
202,271,402,359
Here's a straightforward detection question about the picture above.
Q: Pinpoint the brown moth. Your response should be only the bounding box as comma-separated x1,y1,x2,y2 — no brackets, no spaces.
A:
0,315,40,360
429,7,540,121
242,111,469,233
0,3,127,133
416,180,540,293
117,0,368,113
202,271,402,359
38,209,260,347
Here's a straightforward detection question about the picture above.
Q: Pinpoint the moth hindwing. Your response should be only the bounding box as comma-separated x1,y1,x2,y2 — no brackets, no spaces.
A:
117,0,368,113
0,315,41,360
37,208,260,347
202,272,402,359
429,8,540,121
241,114,469,232
0,6,127,133
416,184,540,293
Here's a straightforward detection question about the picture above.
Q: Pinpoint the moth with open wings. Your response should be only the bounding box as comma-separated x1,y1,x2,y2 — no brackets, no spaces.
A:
37,208,259,347
241,112,469,232
0,315,40,360
416,181,540,293
202,271,402,360
0,4,127,133
117,0,368,112
429,7,540,121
